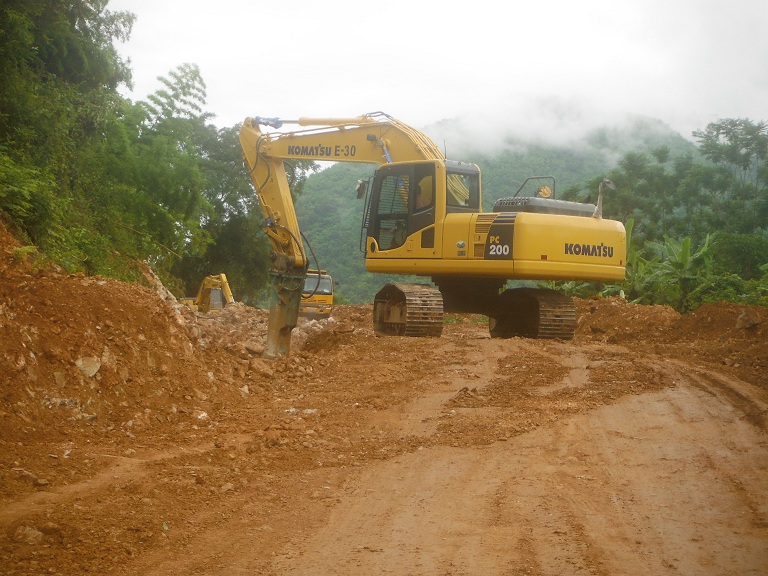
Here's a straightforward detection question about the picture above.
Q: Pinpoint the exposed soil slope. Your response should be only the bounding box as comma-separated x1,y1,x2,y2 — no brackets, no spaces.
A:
1,221,766,575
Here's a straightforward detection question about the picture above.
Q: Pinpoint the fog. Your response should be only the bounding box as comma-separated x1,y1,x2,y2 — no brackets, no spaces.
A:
109,0,768,149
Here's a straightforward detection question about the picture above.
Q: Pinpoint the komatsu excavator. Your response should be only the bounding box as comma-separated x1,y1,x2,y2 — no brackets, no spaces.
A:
239,112,626,358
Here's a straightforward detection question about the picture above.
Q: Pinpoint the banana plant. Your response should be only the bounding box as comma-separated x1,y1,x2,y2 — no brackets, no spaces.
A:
647,233,713,311
600,218,657,303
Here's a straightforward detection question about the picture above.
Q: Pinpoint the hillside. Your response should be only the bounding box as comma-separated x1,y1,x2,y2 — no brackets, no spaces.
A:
1,220,767,575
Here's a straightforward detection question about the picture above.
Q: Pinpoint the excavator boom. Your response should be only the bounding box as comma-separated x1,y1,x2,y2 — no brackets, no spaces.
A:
239,112,443,269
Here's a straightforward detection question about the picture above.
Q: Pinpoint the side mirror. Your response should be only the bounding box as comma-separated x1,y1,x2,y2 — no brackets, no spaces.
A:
355,179,368,199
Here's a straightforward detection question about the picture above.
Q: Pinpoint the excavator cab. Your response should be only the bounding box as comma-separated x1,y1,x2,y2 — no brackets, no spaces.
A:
363,160,482,254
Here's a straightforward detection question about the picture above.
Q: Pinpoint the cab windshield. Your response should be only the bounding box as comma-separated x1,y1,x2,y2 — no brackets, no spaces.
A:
302,276,332,295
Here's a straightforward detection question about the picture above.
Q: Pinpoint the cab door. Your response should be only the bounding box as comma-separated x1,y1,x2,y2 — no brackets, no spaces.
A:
366,163,436,254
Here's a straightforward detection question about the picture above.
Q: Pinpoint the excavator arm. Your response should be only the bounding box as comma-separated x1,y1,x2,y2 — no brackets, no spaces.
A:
239,112,444,358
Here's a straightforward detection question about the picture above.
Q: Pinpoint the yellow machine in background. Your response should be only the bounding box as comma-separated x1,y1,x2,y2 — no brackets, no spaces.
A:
180,274,235,313
239,112,626,358
299,269,334,318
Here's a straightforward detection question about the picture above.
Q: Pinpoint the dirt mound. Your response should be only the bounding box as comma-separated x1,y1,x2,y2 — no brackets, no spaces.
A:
574,294,767,383
575,295,681,342
0,219,342,484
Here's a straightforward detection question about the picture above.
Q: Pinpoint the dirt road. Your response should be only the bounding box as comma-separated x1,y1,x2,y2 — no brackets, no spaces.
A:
1,221,767,575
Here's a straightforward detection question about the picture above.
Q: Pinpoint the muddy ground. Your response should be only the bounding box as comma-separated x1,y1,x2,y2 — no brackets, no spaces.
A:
1,220,767,575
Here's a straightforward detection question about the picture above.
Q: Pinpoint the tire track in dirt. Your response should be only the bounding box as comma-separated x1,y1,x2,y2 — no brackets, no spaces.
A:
270,344,768,576
525,353,768,576
0,444,208,528
0,433,261,529
665,358,768,432
366,329,511,438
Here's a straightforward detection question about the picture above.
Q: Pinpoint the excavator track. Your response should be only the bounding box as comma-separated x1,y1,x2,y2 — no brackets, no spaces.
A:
531,289,577,339
489,288,576,340
373,283,444,337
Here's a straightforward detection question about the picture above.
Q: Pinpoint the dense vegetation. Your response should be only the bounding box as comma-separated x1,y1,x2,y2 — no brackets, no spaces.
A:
2,1,767,312
0,1,280,302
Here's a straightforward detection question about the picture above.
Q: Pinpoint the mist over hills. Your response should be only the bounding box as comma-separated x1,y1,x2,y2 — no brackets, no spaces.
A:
294,115,699,304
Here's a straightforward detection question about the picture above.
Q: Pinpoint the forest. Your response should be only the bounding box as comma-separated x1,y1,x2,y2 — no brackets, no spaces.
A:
2,1,767,312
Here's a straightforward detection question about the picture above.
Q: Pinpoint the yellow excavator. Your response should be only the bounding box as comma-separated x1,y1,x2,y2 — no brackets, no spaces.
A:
239,112,626,358
180,274,235,313
299,269,334,319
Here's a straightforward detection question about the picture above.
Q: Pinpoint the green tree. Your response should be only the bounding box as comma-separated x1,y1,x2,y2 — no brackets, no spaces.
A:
710,232,768,280
693,118,768,233
0,150,56,240
143,63,210,125
0,1,134,153
123,64,216,276
0,1,141,276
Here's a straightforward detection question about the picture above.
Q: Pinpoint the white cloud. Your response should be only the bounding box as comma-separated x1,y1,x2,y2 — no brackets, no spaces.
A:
109,0,768,147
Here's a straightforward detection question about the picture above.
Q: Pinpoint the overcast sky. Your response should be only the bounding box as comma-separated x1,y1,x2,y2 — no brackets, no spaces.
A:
108,0,767,149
